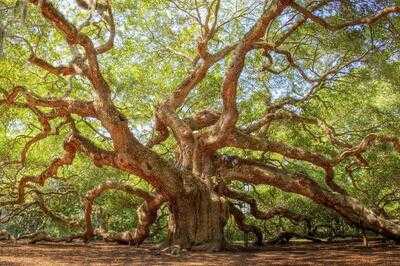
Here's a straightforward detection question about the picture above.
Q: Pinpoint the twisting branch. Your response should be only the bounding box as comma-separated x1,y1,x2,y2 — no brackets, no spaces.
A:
219,183,311,228
28,0,111,101
94,2,116,55
334,134,400,165
228,201,263,246
0,85,97,166
11,133,81,205
34,190,83,230
228,130,346,194
28,54,77,76
290,2,400,31
0,131,117,207
217,156,400,241
83,180,164,245
1,85,97,118
215,0,292,145
242,109,367,166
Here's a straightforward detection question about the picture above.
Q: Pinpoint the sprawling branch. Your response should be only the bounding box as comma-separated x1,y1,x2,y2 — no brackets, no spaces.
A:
83,180,164,245
1,86,97,118
291,2,400,31
334,133,400,165
35,191,83,230
11,134,81,205
217,157,400,241
28,54,77,76
215,0,292,143
228,130,345,194
2,132,117,206
220,183,310,227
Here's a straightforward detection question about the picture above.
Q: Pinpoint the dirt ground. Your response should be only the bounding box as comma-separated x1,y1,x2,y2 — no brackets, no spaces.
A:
1,240,400,265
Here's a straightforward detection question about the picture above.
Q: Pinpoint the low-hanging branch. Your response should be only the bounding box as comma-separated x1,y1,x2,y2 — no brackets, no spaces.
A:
228,201,264,246
219,183,311,229
83,180,164,244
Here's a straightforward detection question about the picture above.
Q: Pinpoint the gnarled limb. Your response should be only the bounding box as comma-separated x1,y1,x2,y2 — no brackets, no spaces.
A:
229,130,346,194
12,133,81,205
17,231,82,244
35,190,83,230
219,183,310,228
28,54,77,76
83,180,164,245
228,201,263,246
1,85,97,118
2,132,116,206
334,134,400,165
217,156,400,241
290,2,400,31
214,0,292,145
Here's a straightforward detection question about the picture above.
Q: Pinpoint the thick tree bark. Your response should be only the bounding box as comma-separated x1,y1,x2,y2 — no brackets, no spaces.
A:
167,188,228,250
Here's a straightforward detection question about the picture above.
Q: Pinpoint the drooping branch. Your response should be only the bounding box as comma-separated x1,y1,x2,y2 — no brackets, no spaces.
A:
217,156,400,241
11,133,81,205
2,131,117,206
99,193,164,245
219,183,310,228
35,190,83,230
83,180,164,245
228,201,263,246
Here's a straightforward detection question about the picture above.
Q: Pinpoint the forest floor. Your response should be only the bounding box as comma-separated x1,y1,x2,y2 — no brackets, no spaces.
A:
1,240,400,265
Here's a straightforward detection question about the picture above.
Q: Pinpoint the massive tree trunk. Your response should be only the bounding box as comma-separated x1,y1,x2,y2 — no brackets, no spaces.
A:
167,188,228,250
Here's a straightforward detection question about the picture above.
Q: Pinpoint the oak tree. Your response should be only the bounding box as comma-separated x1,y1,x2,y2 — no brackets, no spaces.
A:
1,0,400,250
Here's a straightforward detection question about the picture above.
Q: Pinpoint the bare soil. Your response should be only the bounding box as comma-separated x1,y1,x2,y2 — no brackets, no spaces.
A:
1,240,400,265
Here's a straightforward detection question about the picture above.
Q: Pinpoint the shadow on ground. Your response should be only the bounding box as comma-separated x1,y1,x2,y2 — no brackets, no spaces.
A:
0,240,399,265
